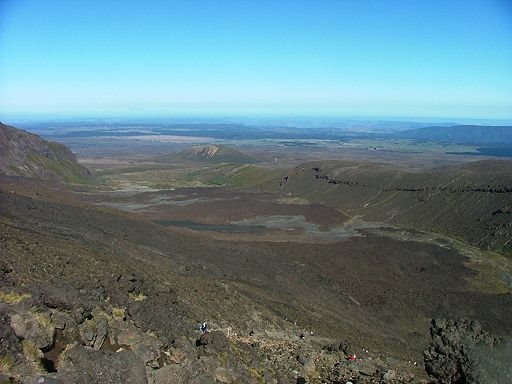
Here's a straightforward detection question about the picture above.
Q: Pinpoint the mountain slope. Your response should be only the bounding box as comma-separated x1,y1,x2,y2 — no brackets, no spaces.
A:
1,179,511,383
0,122,91,183
252,159,512,254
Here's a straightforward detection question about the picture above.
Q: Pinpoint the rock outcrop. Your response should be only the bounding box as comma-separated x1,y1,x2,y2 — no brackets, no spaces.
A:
424,318,512,384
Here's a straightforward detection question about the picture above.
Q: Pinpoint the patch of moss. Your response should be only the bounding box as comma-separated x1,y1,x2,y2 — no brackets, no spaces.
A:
0,290,31,304
0,354,15,374
21,340,45,373
217,351,228,367
112,307,126,320
128,293,147,302
206,175,233,186
33,311,52,328
248,367,265,384
229,339,241,357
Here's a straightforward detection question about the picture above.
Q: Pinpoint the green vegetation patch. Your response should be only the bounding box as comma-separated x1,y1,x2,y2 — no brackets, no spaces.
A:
0,290,31,304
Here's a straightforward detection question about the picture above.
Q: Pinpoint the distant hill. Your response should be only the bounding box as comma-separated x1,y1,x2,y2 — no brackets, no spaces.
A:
393,125,512,144
174,144,257,164
0,122,91,183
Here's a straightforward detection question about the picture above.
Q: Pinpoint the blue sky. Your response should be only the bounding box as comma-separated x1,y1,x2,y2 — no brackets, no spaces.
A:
1,0,511,119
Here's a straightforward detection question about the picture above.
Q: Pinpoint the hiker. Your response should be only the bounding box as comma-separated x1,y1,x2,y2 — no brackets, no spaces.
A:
200,321,209,333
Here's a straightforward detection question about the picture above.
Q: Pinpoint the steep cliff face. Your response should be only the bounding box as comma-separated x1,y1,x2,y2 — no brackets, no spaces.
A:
0,122,90,183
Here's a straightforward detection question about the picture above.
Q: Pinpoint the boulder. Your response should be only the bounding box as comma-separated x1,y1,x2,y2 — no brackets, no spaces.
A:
132,338,162,368
382,369,397,382
36,376,64,384
57,345,147,384
116,324,144,346
93,319,108,350
147,356,217,384
424,318,512,384
39,285,78,311
9,311,55,350
127,296,188,344
78,319,96,347
50,310,75,331
196,331,229,352
322,339,351,354
78,317,108,350
71,305,92,324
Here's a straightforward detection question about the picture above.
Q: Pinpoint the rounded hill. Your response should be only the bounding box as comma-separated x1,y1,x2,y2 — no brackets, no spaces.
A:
175,144,257,164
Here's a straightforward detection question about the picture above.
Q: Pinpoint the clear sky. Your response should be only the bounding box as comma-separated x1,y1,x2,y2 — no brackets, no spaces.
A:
1,0,511,119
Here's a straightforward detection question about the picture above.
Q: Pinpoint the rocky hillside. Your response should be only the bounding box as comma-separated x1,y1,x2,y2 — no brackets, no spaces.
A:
2,177,511,383
258,159,512,254
174,144,257,164
0,123,90,183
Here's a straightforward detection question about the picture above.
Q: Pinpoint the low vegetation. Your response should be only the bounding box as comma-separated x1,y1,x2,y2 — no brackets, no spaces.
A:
0,290,31,304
